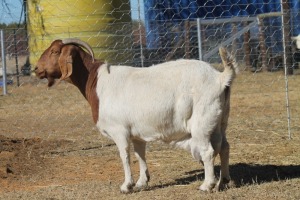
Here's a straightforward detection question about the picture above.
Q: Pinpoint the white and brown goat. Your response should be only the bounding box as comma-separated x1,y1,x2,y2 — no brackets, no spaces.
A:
35,39,237,193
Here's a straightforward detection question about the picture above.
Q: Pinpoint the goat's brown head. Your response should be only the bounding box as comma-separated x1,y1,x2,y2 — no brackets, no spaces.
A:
35,38,94,87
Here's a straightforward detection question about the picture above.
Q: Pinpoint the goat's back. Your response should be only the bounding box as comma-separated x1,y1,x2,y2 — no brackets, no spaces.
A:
97,60,222,112
99,59,221,90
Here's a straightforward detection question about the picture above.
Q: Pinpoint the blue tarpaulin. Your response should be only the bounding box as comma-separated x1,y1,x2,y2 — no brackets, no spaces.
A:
144,0,300,48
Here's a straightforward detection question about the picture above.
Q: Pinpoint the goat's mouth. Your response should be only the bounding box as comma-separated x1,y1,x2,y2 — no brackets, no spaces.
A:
37,72,46,79
34,68,46,79
41,72,56,87
34,69,55,87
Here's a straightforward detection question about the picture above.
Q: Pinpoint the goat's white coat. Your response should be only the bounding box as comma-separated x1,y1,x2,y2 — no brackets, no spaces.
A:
97,60,224,142
292,34,300,49
95,59,233,192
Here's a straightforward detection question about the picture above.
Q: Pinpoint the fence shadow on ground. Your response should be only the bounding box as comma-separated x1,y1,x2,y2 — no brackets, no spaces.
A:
228,163,300,187
147,163,300,191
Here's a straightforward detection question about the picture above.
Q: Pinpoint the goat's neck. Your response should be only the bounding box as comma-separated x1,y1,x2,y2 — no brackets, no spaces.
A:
70,51,99,97
69,57,89,98
70,51,102,123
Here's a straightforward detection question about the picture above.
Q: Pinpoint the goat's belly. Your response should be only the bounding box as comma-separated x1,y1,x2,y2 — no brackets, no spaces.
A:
97,115,190,143
97,94,193,142
130,123,191,143
131,126,192,152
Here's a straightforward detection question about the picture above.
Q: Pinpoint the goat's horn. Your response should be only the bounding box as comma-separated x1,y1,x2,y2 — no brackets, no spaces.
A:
62,38,95,62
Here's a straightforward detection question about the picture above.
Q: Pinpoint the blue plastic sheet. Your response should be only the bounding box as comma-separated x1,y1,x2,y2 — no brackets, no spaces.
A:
144,0,300,48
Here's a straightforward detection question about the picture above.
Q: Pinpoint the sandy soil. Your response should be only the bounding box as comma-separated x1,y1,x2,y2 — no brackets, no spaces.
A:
0,71,299,200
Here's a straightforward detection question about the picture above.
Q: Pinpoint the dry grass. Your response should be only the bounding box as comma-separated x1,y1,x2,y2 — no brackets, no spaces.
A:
0,70,299,200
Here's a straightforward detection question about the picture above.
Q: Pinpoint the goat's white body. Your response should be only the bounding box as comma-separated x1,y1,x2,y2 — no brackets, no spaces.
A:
97,60,222,143
95,59,231,192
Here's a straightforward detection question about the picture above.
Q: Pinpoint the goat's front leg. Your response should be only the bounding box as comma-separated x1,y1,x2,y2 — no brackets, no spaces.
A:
114,135,134,193
132,139,150,189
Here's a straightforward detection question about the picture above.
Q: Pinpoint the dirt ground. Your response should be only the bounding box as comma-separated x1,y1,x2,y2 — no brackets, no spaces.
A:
0,70,300,200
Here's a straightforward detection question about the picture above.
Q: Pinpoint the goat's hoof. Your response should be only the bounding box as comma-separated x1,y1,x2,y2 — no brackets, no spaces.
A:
135,179,148,189
135,183,148,191
120,183,134,194
199,182,215,192
120,187,132,194
215,178,231,191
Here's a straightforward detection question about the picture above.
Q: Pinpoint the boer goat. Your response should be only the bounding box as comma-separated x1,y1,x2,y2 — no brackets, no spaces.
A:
35,39,238,193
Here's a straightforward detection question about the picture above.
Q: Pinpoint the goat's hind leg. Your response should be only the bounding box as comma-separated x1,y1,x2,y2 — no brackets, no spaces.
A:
132,139,150,189
216,137,231,191
190,136,217,192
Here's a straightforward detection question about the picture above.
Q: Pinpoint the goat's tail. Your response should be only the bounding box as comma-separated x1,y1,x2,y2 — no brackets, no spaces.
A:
219,47,238,88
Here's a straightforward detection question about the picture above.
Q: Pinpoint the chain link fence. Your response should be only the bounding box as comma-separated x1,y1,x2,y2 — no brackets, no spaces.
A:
0,1,300,198
0,0,299,138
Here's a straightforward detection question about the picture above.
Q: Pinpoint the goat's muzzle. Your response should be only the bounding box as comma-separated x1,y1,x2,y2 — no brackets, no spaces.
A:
34,66,46,79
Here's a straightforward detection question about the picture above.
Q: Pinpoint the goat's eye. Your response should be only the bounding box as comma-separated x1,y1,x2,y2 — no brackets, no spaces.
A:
50,49,60,55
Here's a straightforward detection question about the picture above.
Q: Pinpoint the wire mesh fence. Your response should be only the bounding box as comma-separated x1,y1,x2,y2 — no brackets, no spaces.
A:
1,0,299,138
0,0,300,198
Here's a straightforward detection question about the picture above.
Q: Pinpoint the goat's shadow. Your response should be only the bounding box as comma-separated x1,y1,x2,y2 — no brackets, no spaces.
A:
147,163,300,191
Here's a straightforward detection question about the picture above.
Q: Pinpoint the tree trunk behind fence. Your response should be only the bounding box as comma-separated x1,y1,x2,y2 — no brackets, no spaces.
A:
258,18,268,71
243,21,251,68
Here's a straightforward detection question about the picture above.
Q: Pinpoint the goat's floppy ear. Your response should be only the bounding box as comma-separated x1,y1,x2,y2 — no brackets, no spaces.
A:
58,45,75,81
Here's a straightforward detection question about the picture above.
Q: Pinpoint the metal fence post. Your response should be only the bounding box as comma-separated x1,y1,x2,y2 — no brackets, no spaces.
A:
137,0,144,67
1,29,7,95
280,0,292,139
197,18,203,61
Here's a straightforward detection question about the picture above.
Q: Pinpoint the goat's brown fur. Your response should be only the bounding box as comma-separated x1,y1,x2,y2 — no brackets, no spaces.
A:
35,40,104,123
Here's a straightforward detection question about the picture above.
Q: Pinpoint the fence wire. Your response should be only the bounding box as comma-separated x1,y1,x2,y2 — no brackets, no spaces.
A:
0,0,299,139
